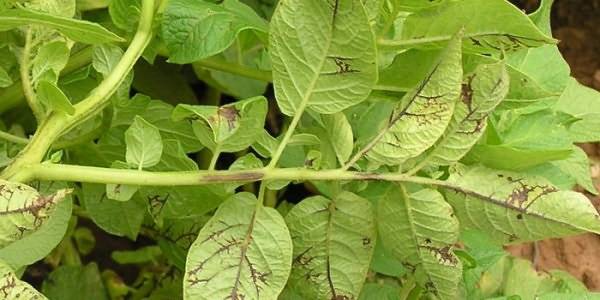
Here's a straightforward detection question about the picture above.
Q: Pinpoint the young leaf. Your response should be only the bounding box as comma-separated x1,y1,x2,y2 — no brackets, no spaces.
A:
378,185,462,299
554,78,600,143
31,40,70,84
125,116,163,169
444,165,600,244
285,192,376,299
0,260,48,299
392,0,555,52
366,34,462,165
108,0,141,32
0,8,123,44
322,112,354,165
173,96,267,153
0,65,12,87
92,44,124,76
184,193,292,300
269,0,377,115
162,0,268,64
419,61,509,167
0,179,70,249
36,80,76,115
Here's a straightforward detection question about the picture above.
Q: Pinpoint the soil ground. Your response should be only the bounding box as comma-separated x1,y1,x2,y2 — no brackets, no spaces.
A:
508,0,600,291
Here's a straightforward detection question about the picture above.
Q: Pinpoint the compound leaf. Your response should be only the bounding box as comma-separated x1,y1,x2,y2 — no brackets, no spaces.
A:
270,0,377,115
421,61,509,167
0,8,123,44
173,96,267,153
285,192,375,299
366,34,462,165
125,116,163,169
0,180,70,249
378,185,462,299
392,0,555,52
184,193,292,300
444,165,600,244
162,0,268,64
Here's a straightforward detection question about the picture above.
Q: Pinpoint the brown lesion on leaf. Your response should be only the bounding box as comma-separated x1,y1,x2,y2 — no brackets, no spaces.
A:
0,274,16,297
244,255,270,298
404,105,448,126
503,177,558,210
420,245,459,266
362,237,371,247
147,193,169,218
323,56,360,75
217,106,242,131
461,75,475,109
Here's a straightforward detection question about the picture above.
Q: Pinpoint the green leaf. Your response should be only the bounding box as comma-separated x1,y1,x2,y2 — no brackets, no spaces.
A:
549,147,598,195
269,0,377,115
80,183,146,240
507,0,570,94
378,185,462,299
0,182,72,269
41,263,109,300
106,161,139,202
184,193,292,299
173,96,267,153
0,260,48,299
0,65,12,87
162,0,268,64
321,112,354,165
445,165,600,244
0,179,70,249
108,0,141,32
31,41,70,85
366,34,462,165
92,44,123,76
36,80,75,115
112,94,203,153
464,110,573,170
285,192,376,299
392,0,555,52
419,61,509,167
0,8,123,44
359,282,401,300
554,78,600,142
125,116,164,169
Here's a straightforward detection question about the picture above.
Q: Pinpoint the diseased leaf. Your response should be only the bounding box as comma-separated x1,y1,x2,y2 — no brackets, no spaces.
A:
322,112,354,165
0,182,72,269
125,116,163,169
0,179,70,249
269,0,377,115
36,80,75,115
390,0,555,52
162,0,268,64
106,162,139,202
444,165,600,244
378,185,462,299
285,192,375,299
184,193,292,300
366,34,462,165
419,61,509,167
173,96,267,153
0,260,48,299
0,8,123,44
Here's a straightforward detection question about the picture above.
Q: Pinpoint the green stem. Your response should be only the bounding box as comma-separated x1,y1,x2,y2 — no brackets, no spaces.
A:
193,57,272,82
19,28,45,123
27,163,450,188
208,148,220,171
1,0,156,182
0,130,29,145
267,103,306,169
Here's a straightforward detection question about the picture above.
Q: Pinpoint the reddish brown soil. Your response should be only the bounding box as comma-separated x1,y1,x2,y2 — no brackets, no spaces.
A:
506,0,600,291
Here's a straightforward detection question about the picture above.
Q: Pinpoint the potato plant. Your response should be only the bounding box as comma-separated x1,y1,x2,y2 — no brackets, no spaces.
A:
0,0,599,299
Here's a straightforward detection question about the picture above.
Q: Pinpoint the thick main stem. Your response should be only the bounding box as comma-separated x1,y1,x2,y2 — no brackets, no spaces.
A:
1,0,156,182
